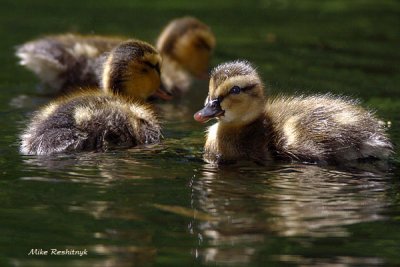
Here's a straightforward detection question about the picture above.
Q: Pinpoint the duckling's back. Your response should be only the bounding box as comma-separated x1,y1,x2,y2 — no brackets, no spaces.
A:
20,92,161,155
16,34,124,93
266,94,393,163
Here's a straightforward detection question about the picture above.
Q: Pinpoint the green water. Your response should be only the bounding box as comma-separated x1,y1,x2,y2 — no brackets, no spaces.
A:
1,0,400,266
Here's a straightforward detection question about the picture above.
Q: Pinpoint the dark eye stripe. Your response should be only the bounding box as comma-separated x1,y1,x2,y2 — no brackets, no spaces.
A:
196,38,212,50
242,84,256,92
144,61,161,75
211,83,257,104
229,84,257,95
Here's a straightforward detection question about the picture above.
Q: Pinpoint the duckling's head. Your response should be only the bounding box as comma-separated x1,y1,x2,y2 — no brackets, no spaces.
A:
194,60,265,126
156,17,216,79
100,40,170,100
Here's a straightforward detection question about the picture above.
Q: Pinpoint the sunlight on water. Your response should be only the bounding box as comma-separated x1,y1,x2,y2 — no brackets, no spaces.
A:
1,0,399,266
189,163,396,265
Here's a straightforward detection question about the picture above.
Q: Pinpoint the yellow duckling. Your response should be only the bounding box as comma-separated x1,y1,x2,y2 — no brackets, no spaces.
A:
16,16,215,95
194,60,393,164
156,16,216,94
20,40,163,155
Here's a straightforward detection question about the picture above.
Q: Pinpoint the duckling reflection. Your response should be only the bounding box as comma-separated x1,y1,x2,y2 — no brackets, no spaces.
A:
20,150,151,182
191,164,392,265
16,16,215,95
194,60,393,165
20,40,164,155
21,139,198,180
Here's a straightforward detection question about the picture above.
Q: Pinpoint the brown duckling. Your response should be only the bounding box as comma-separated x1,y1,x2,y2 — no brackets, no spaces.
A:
194,60,393,165
16,16,215,95
20,40,163,155
156,16,216,94
16,34,124,93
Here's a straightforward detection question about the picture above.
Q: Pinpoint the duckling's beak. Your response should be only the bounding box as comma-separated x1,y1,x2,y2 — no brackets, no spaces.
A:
194,98,224,123
152,84,173,100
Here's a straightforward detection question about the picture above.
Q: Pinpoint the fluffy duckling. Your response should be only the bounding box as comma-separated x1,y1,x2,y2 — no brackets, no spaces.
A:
16,34,125,93
16,16,215,95
194,60,393,164
156,16,216,94
20,40,163,155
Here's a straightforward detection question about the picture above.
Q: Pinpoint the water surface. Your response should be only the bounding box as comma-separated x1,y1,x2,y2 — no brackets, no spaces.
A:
1,0,400,266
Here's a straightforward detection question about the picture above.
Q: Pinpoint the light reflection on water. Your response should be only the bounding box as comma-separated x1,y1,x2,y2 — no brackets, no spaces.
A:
190,163,394,265
14,138,398,266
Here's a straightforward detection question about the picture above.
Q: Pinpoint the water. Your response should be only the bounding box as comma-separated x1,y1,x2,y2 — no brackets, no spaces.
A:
1,0,400,266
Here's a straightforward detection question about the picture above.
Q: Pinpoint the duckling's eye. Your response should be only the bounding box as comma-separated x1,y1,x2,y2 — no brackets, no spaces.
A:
230,86,241,95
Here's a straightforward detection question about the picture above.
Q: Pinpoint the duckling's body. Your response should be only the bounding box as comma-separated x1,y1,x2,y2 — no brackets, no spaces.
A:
20,91,160,155
16,17,215,95
195,61,393,164
264,95,392,162
20,40,164,155
16,34,125,93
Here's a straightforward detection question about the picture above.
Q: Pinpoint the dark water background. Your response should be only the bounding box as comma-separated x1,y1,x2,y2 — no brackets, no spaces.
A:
1,0,400,266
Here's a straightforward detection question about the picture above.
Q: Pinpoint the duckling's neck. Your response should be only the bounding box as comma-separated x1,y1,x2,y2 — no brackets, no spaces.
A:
205,115,273,164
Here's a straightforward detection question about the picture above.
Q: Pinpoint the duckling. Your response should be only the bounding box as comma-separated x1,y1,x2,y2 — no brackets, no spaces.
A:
156,16,216,94
20,40,163,155
16,34,125,93
194,60,393,165
16,17,215,95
